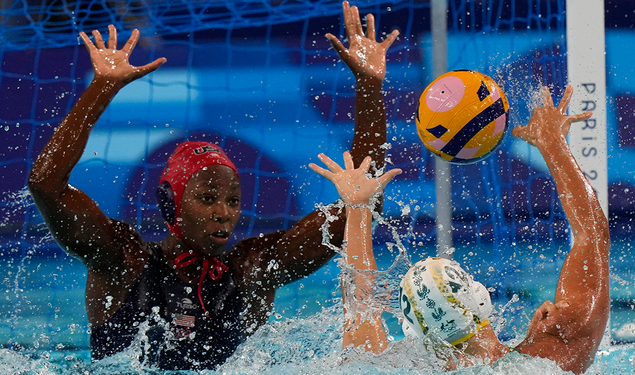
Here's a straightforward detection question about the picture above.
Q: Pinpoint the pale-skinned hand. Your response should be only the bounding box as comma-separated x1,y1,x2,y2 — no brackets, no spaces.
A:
309,151,401,206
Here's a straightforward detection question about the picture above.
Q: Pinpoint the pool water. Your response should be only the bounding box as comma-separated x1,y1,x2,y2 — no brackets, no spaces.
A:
2,204,634,375
1,307,634,375
2,249,635,375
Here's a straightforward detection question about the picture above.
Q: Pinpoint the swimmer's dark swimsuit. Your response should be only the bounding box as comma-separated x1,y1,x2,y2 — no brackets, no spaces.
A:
90,243,246,370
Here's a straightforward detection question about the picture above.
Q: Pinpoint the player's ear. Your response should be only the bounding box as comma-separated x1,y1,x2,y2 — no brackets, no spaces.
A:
157,181,176,225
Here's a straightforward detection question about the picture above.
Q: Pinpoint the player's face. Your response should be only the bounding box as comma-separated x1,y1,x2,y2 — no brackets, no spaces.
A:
179,165,241,257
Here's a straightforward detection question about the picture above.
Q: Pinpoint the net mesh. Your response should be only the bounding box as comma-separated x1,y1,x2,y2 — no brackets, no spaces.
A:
1,0,571,349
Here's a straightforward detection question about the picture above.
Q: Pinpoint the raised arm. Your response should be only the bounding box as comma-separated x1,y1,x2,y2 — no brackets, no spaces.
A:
28,26,166,268
326,1,398,169
240,2,399,288
513,86,610,374
310,151,400,353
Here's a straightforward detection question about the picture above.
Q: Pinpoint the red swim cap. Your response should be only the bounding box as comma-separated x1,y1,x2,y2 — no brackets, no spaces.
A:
159,141,238,239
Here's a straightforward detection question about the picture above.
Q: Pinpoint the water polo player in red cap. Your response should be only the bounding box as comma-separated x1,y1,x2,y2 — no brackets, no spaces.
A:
28,2,399,370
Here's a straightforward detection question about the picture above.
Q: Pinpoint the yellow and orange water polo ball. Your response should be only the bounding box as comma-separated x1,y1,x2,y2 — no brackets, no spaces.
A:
416,70,510,164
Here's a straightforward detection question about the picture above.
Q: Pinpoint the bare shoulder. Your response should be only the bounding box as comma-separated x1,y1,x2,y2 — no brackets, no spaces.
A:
515,304,600,374
515,335,596,374
225,230,286,280
88,218,151,273
84,219,152,326
226,230,286,263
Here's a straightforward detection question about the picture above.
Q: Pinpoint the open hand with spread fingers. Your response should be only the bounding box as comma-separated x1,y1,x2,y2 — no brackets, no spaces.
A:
512,85,593,148
79,25,166,87
309,151,401,206
325,1,399,81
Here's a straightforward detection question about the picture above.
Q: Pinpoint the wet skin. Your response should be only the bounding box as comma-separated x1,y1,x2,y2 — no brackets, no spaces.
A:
28,0,397,344
175,166,241,258
331,86,610,375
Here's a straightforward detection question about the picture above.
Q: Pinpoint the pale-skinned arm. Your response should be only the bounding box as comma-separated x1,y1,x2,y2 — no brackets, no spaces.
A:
310,151,401,353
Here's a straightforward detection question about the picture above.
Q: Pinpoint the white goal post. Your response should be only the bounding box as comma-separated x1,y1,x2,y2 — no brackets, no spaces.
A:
566,0,610,349
566,0,609,218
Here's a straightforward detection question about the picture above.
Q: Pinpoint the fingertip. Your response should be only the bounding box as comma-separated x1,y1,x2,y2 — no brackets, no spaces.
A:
571,110,593,122
383,30,399,45
150,58,167,70
309,163,324,175
385,168,402,178
79,32,91,45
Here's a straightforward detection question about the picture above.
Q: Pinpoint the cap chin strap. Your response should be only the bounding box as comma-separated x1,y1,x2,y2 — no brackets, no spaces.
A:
450,319,490,346
173,252,229,316
167,220,183,240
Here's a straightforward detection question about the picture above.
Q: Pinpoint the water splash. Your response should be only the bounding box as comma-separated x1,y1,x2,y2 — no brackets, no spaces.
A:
2,180,632,374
